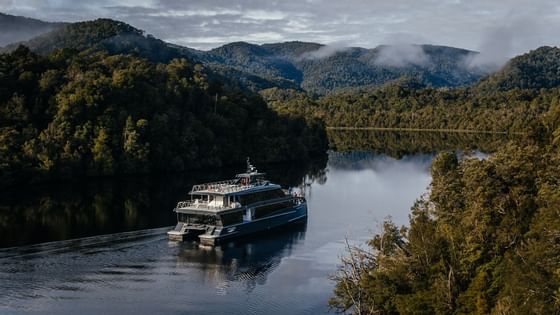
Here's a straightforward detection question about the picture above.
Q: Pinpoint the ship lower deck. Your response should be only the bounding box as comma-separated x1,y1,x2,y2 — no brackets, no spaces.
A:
168,203,307,245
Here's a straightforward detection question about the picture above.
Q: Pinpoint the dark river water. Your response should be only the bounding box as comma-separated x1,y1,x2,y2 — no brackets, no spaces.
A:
0,131,506,314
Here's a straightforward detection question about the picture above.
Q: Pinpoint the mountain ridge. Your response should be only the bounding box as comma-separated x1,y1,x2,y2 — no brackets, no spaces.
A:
196,41,487,95
0,16,515,94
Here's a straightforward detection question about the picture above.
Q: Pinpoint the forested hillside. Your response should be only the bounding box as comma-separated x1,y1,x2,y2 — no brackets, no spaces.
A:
1,17,490,95
262,47,560,134
200,42,486,95
0,19,302,92
330,130,560,314
328,46,560,314
0,18,188,63
0,45,327,187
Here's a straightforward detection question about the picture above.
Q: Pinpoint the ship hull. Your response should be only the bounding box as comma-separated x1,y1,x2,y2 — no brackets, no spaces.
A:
199,203,308,246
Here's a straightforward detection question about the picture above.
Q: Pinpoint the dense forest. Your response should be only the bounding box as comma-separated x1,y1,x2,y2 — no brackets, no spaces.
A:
329,130,560,314
262,83,558,134
327,46,560,314
262,47,560,134
0,45,327,187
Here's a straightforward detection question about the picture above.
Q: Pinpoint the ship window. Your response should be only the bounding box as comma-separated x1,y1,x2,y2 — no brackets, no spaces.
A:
253,201,293,219
220,211,243,226
238,189,285,205
178,213,217,225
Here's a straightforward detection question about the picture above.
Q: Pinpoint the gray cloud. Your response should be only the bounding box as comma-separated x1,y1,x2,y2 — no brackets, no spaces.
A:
1,0,560,55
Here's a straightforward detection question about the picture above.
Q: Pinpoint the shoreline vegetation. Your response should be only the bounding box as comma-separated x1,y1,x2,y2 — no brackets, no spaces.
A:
323,49,560,314
326,126,524,135
0,45,328,188
330,138,560,314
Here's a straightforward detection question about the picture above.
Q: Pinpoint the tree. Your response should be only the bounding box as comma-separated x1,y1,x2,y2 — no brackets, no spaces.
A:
121,116,150,174
91,128,114,175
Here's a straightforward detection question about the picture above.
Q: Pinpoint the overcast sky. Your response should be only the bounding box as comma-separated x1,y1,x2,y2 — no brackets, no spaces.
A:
2,0,560,62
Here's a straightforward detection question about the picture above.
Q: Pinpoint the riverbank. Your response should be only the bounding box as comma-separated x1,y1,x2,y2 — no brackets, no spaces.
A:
326,126,525,135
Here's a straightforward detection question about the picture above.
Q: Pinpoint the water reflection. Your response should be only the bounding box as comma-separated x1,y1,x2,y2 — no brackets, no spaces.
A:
0,225,309,314
328,129,511,157
0,131,510,248
0,157,327,248
175,223,307,293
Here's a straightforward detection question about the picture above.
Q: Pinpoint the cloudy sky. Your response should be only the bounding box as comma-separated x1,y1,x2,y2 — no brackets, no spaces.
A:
2,0,560,62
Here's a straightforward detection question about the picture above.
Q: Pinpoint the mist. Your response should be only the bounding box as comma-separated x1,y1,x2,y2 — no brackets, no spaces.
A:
301,42,350,59
374,44,430,68
370,33,431,68
0,13,65,47
464,15,547,70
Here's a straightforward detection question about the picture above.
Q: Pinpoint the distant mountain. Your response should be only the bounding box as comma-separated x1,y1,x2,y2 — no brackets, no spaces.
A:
1,18,293,91
477,46,560,91
195,41,488,95
208,42,303,84
2,17,491,94
0,12,66,47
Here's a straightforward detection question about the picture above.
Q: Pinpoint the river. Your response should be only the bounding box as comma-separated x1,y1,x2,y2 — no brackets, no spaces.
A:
0,131,506,314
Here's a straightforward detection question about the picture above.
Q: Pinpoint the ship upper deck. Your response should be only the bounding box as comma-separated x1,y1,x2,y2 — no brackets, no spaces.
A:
189,178,278,196
176,158,289,213
190,159,271,196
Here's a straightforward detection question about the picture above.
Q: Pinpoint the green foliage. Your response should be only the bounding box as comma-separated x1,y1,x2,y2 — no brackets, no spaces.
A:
1,15,492,96
92,127,114,175
264,45,560,132
478,46,560,91
0,18,189,64
331,137,560,314
261,82,559,133
329,46,560,312
0,47,327,186
1,19,141,54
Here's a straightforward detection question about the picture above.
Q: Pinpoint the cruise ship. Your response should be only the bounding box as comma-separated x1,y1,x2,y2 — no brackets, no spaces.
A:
167,159,307,245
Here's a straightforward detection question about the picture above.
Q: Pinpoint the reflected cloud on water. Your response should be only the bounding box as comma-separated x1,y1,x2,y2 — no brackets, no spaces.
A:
173,223,307,294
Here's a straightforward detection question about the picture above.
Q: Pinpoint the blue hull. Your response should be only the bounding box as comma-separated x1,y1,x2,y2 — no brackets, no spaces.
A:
199,203,307,246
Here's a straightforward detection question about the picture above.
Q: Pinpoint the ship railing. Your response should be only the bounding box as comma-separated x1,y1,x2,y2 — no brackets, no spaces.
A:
175,200,229,211
190,179,271,193
176,195,304,211
191,179,239,192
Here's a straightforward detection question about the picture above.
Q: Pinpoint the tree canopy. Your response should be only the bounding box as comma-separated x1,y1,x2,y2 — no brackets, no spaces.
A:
328,74,560,314
0,46,327,187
